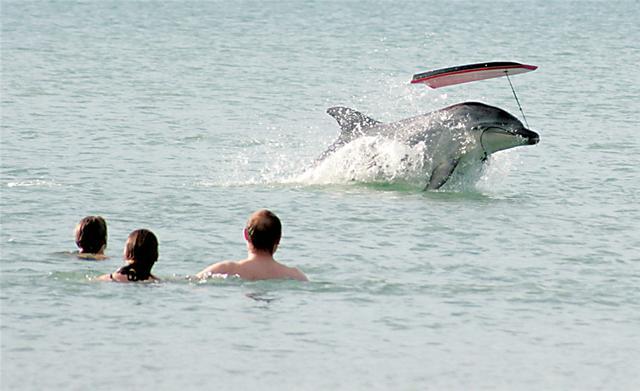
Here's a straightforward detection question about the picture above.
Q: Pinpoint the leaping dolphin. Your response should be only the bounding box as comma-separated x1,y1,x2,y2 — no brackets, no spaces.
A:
319,101,540,190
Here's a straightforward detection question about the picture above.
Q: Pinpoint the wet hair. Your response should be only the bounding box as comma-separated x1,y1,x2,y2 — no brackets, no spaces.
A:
246,209,281,254
75,216,107,254
118,229,158,281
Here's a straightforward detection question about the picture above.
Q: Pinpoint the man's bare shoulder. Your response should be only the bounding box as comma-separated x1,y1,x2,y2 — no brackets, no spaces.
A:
284,265,308,281
196,260,239,279
280,264,309,281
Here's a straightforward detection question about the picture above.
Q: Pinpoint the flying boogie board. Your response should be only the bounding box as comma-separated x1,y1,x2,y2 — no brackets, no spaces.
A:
411,61,538,127
411,61,537,89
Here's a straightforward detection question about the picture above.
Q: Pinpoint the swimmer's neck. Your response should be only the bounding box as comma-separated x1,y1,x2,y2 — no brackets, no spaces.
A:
76,251,108,260
79,244,106,255
245,249,276,262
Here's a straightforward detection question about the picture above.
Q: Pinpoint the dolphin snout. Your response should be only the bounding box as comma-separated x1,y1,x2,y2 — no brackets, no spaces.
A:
516,128,540,145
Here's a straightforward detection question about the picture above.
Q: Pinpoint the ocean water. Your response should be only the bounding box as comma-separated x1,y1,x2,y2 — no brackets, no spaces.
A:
1,0,639,390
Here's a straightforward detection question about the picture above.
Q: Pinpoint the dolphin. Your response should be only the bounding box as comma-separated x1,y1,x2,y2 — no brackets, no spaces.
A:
319,101,540,190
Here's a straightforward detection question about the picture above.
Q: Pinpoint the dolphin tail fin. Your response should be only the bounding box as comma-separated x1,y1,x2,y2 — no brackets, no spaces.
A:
327,107,381,137
424,159,459,191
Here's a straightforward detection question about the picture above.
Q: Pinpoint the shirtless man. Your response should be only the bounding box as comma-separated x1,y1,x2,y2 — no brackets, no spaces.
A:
196,209,307,281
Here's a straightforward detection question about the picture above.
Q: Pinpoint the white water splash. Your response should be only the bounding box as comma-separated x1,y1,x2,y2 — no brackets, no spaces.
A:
295,136,428,186
476,149,523,192
6,179,61,188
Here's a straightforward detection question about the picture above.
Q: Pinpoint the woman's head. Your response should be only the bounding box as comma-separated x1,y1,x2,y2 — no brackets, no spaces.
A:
245,209,281,254
75,216,108,254
122,229,158,281
125,229,158,264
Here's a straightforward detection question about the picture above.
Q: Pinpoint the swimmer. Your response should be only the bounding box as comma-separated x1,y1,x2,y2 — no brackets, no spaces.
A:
74,216,108,260
196,209,308,281
97,229,159,282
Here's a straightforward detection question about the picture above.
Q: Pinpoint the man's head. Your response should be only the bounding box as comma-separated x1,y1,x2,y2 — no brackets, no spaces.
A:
244,209,282,254
75,216,108,254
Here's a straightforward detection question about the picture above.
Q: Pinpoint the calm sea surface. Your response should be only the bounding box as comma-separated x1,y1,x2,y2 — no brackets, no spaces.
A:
1,1,639,390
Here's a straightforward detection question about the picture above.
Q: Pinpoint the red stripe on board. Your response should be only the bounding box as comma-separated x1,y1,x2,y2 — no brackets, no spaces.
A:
411,64,537,88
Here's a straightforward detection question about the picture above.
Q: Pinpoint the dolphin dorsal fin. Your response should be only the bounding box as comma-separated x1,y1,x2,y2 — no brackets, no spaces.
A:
327,106,381,136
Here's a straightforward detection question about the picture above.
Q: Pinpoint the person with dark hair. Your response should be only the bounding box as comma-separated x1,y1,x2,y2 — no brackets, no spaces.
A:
74,216,108,260
196,209,307,281
97,229,159,282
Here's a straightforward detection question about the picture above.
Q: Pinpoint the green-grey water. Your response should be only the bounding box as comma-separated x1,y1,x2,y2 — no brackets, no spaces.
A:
2,1,639,390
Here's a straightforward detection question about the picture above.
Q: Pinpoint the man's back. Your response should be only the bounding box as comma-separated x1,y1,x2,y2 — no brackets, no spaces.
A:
197,257,307,281
196,209,308,282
